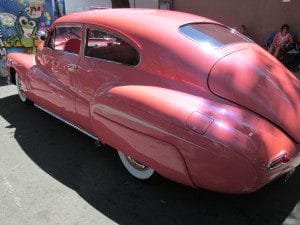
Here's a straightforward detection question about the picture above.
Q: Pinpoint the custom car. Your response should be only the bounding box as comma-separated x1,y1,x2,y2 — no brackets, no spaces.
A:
6,9,300,194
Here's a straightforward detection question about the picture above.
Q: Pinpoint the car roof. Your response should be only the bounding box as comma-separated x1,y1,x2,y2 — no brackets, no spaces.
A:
54,9,217,39
54,9,222,74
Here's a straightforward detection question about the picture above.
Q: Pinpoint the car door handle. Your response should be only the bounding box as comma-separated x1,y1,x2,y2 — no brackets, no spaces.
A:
67,64,78,71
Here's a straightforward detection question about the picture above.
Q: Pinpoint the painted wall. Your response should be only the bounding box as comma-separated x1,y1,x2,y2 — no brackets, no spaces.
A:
129,0,173,9
174,0,300,44
0,0,65,77
64,0,112,14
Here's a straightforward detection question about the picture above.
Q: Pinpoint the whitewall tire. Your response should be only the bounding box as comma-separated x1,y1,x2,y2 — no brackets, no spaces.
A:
118,151,155,180
15,73,27,103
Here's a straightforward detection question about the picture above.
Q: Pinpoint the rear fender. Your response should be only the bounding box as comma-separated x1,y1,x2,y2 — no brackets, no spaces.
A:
91,105,194,186
89,84,203,186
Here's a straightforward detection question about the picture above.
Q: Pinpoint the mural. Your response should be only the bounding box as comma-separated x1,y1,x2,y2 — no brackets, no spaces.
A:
0,0,65,76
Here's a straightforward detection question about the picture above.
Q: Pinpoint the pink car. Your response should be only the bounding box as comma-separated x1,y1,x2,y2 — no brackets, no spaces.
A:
6,9,300,194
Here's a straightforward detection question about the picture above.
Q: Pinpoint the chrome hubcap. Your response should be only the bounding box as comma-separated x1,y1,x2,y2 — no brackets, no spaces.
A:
126,155,148,171
16,75,26,101
118,151,155,180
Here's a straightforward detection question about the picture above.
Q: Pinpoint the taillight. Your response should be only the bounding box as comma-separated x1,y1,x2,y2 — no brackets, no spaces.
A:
268,153,290,170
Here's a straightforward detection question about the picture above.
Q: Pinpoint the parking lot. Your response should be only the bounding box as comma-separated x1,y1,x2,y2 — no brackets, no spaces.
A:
0,77,300,225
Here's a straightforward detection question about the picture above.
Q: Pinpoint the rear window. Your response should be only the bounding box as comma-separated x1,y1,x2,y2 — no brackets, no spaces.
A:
180,23,251,48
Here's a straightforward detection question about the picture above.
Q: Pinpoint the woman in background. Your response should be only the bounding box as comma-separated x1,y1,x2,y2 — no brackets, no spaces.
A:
269,24,293,58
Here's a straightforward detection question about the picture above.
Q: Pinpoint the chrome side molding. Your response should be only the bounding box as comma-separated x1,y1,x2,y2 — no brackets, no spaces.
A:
34,104,99,141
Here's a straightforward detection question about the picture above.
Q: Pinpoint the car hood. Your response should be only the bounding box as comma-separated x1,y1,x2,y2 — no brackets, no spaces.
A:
208,45,300,143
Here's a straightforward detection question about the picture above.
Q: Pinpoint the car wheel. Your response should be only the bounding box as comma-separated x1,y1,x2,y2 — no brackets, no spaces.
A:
15,73,27,103
118,151,155,180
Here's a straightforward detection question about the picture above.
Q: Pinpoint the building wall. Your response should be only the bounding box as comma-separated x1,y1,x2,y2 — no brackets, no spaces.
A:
129,0,159,8
174,0,300,43
64,0,112,13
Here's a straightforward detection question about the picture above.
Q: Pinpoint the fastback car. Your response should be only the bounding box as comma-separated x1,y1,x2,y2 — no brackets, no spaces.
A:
6,9,300,194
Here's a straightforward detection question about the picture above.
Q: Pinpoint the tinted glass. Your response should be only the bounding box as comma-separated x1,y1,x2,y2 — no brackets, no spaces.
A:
180,23,251,48
54,26,82,54
85,29,140,66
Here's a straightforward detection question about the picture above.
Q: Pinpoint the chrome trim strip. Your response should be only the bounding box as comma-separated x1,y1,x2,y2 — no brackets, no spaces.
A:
93,104,205,149
34,104,98,141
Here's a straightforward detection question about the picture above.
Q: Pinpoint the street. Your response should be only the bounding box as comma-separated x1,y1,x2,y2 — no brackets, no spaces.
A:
0,78,300,225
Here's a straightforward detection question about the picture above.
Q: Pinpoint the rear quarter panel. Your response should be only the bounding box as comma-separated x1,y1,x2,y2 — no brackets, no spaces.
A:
89,73,205,186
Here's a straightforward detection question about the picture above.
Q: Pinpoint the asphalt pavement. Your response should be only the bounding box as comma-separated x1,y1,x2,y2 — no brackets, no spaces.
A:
0,77,300,225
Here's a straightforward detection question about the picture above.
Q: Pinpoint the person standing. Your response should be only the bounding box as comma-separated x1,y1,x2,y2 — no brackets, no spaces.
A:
269,24,293,58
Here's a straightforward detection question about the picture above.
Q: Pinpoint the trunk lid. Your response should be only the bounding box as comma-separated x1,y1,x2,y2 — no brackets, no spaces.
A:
208,45,300,143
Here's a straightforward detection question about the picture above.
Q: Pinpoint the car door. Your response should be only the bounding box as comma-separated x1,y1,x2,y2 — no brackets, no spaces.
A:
32,28,63,115
76,25,140,134
34,25,82,123
50,25,83,123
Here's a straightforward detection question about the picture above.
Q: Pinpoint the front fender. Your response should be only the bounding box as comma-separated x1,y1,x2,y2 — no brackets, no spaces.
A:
6,53,36,89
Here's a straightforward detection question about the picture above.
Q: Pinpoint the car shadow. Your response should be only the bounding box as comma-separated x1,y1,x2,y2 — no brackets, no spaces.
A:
0,94,299,225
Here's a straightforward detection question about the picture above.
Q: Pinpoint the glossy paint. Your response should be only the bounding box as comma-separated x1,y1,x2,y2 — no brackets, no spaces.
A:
6,9,300,194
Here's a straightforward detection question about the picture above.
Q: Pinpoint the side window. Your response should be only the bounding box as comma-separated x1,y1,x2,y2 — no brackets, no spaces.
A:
54,26,82,54
45,30,55,49
85,28,140,66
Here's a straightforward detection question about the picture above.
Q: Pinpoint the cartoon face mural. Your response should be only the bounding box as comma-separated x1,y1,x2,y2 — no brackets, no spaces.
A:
18,16,37,38
18,16,37,47
0,0,66,77
25,0,45,18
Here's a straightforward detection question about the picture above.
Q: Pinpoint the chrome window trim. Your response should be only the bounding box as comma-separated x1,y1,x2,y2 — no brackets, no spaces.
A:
50,24,83,55
83,25,142,67
54,24,83,29
44,28,55,49
178,22,254,50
